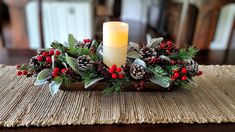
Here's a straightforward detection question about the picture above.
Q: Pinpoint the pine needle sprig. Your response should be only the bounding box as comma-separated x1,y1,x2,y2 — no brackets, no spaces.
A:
169,46,199,60
102,78,130,94
68,47,90,57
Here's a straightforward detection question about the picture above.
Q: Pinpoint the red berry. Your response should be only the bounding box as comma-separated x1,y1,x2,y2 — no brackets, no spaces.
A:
197,71,203,76
118,74,124,79
83,39,91,43
36,56,43,61
160,43,165,49
116,68,122,72
83,39,87,43
52,71,58,77
111,65,117,71
181,68,187,74
112,73,117,79
42,52,48,57
49,49,54,55
22,70,28,75
17,71,22,76
171,60,176,65
181,76,187,81
171,77,175,81
109,68,115,73
86,39,91,43
55,50,61,55
167,41,172,45
16,65,21,69
174,72,180,78
173,70,178,73
54,67,60,73
61,68,67,74
46,57,52,63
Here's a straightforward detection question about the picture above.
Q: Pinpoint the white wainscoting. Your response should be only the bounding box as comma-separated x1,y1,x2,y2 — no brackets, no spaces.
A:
210,4,235,49
26,0,94,49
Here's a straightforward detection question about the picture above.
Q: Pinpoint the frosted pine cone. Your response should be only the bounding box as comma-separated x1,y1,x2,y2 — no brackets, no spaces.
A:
139,47,157,59
130,63,145,80
185,59,198,76
76,55,94,71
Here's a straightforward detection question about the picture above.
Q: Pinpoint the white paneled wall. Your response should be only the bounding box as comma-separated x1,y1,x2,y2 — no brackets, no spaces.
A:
26,1,94,49
210,4,235,49
121,0,150,23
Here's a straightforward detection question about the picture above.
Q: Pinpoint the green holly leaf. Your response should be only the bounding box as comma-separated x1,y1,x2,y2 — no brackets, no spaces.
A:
68,34,76,49
49,77,63,95
34,69,52,85
150,65,167,76
65,53,80,74
149,76,170,88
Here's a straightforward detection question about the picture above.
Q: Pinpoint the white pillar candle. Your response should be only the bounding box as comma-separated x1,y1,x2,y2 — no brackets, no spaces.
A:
103,21,129,67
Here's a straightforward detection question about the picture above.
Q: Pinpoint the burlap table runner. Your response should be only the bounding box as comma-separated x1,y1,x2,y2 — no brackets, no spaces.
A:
0,65,234,127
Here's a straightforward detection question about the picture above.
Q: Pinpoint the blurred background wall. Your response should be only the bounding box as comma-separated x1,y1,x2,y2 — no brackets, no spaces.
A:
0,0,235,50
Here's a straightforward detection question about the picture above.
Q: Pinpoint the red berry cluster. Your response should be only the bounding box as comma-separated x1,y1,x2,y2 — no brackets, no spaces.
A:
159,41,176,55
144,56,161,65
108,65,124,79
36,49,61,63
83,39,91,44
16,70,28,76
52,67,68,77
171,67,188,81
16,65,28,76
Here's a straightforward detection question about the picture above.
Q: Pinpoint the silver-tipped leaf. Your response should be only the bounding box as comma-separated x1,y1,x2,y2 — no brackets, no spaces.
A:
85,77,104,89
129,42,140,51
159,55,171,62
49,77,63,95
34,69,52,85
127,51,140,59
147,37,163,48
65,53,80,74
149,76,170,88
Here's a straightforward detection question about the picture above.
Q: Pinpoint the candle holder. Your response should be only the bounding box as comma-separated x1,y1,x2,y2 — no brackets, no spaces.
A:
16,34,202,95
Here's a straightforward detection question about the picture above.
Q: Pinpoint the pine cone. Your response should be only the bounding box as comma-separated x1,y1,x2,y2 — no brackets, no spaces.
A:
130,63,145,80
75,41,85,48
139,47,157,59
184,59,198,76
76,55,94,71
75,41,91,48
29,57,41,71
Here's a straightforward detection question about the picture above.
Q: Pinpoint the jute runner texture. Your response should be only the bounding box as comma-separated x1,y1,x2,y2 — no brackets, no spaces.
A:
0,65,234,127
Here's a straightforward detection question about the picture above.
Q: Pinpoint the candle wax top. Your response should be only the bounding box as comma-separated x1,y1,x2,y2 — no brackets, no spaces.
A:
103,21,129,48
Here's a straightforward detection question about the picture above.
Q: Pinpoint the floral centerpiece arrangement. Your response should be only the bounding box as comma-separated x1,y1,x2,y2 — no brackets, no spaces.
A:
16,34,202,95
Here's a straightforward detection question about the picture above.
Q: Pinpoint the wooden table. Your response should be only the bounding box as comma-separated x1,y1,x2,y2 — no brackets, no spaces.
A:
0,48,235,132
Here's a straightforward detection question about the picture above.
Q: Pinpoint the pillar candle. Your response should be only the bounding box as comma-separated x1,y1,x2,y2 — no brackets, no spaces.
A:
103,21,129,67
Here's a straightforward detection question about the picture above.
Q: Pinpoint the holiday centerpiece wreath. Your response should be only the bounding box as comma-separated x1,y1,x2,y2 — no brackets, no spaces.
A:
16,35,202,95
